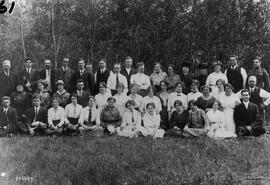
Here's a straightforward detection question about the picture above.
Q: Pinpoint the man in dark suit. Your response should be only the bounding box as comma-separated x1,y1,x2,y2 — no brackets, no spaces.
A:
72,59,95,94
17,58,40,93
56,58,74,92
0,96,28,136
234,89,266,137
94,59,112,95
121,56,136,88
24,93,47,136
74,79,90,107
39,59,56,93
0,60,16,98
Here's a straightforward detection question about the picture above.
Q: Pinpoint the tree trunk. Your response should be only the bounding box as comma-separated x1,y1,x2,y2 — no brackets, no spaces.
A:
19,7,26,59
51,1,58,71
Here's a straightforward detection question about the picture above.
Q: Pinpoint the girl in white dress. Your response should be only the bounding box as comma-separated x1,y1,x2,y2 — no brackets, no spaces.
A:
95,82,112,111
142,86,162,114
207,100,235,138
138,102,165,139
218,83,240,135
116,100,142,138
113,83,128,117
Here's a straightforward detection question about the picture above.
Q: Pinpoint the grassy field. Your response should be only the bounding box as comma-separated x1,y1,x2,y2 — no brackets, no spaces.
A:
0,134,269,185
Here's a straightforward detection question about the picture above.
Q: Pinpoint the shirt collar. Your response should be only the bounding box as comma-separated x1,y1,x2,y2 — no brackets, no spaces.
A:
57,90,66,95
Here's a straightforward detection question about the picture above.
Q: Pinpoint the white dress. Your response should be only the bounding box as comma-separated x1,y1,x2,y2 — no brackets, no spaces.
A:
219,93,240,134
113,93,129,117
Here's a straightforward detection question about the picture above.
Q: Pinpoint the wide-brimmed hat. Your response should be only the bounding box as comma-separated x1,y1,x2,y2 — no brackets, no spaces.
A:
56,80,64,86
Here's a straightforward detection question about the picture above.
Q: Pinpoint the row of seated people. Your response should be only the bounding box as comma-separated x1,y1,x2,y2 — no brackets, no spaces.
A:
0,78,267,138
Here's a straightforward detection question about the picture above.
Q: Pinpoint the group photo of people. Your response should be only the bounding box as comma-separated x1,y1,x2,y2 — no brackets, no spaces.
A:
0,55,270,139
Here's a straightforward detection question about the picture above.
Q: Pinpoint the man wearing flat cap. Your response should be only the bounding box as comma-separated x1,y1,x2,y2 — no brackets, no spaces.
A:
0,60,16,99
206,61,228,94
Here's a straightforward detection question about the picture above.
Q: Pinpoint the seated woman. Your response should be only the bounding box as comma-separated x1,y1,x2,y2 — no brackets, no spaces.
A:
211,79,225,100
188,100,209,136
165,100,197,137
64,93,83,134
142,86,162,114
113,82,129,118
157,80,170,130
52,80,70,108
206,100,236,138
100,97,122,135
95,82,112,111
35,80,50,109
197,85,216,112
78,96,104,137
127,83,143,112
187,80,202,102
138,102,165,139
46,98,65,134
116,100,142,138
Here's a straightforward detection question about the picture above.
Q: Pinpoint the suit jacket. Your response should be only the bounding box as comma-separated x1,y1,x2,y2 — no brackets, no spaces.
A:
72,70,95,94
56,67,74,92
233,102,262,129
39,68,56,92
75,91,90,108
0,71,16,98
17,68,40,92
0,106,17,127
121,68,137,87
24,106,47,126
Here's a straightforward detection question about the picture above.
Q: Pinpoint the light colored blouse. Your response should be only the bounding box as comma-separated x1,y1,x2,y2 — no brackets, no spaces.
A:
121,110,142,128
48,106,65,127
113,93,129,117
142,96,162,113
95,91,112,110
130,73,151,90
143,112,161,128
150,71,167,86
187,91,203,102
206,109,225,126
127,94,143,110
78,106,100,125
167,92,188,111
64,103,83,121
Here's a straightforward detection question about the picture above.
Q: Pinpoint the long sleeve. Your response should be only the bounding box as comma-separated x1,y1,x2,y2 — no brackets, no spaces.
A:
47,109,53,126
64,105,69,124
95,109,101,125
259,88,270,106
263,70,270,91
251,105,263,128
106,75,114,90
241,68,247,89
78,109,85,125
140,75,151,90
121,112,128,127
200,109,209,128
58,109,65,127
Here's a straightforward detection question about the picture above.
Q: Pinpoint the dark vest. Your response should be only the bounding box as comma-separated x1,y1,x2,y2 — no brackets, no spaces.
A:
96,69,110,85
227,66,243,92
250,87,263,105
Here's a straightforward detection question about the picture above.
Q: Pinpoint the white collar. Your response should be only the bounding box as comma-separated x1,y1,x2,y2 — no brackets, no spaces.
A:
57,90,66,95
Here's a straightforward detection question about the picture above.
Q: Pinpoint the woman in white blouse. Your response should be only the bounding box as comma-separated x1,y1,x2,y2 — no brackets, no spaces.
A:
113,82,128,117
142,86,162,114
138,102,165,139
64,93,83,134
95,82,112,111
187,80,203,102
211,79,225,100
116,100,142,138
46,98,65,134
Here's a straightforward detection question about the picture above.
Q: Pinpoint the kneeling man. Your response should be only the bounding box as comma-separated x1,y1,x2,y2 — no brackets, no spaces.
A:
234,89,266,137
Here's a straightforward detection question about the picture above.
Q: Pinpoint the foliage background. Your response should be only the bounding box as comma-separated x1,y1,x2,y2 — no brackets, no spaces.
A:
1,0,270,73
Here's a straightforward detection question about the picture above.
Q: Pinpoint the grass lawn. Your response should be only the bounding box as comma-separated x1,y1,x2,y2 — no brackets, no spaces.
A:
0,134,269,185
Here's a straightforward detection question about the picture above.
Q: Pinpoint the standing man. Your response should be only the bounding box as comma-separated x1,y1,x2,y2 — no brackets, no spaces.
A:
94,59,113,94
0,60,16,98
72,58,95,94
121,56,136,88
248,56,270,91
107,63,128,95
130,62,151,97
234,89,266,137
56,58,74,92
225,55,247,92
17,58,40,93
39,59,56,94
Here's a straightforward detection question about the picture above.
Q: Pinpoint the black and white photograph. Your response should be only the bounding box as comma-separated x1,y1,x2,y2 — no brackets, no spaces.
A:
0,0,270,184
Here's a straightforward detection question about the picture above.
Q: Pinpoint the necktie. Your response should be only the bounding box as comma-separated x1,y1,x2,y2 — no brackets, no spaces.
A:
88,108,92,124
80,70,83,76
250,88,253,93
26,69,30,82
116,74,119,89
3,109,8,122
131,111,134,123
34,108,37,121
